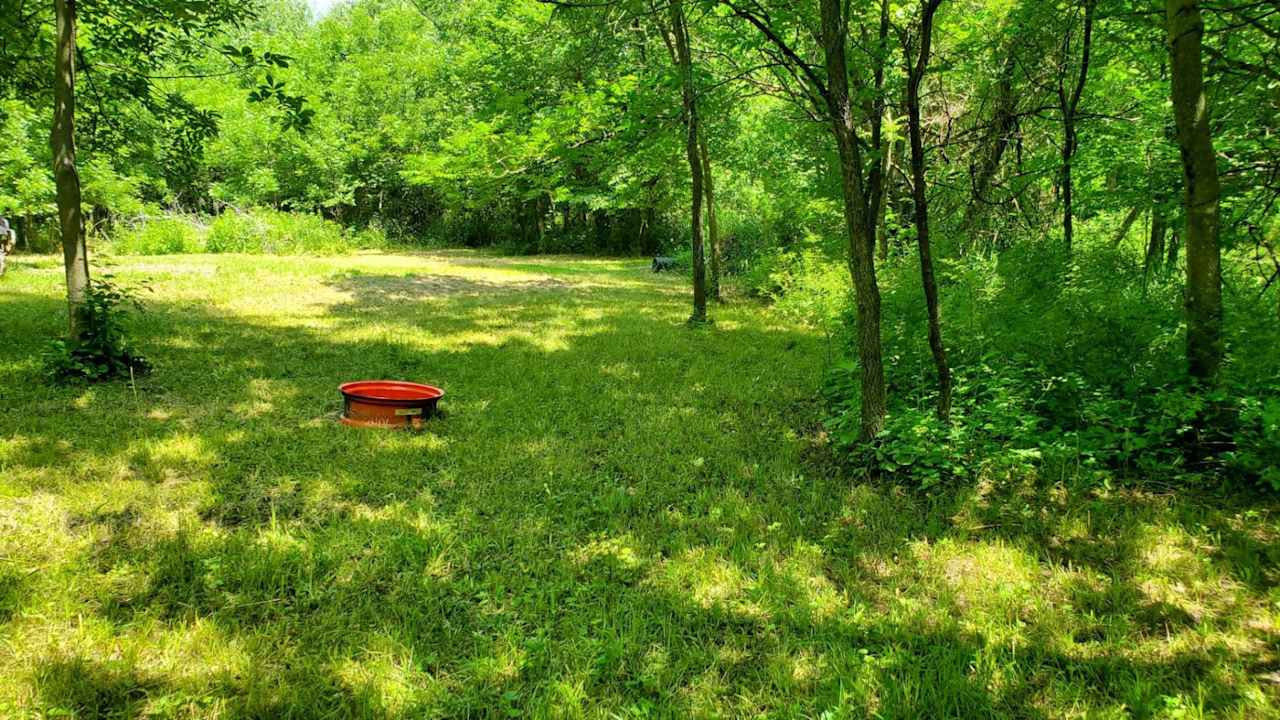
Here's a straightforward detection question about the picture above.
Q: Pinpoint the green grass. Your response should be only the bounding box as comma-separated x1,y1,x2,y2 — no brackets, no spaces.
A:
0,250,1277,719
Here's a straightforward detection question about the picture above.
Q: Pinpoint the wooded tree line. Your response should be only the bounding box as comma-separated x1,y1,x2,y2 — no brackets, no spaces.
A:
1,0,1277,468
631,0,1265,442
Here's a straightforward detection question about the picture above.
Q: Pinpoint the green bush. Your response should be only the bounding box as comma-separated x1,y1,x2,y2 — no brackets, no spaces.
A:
819,239,1280,493
42,276,150,383
742,240,849,328
107,210,387,256
205,209,381,255
112,216,205,255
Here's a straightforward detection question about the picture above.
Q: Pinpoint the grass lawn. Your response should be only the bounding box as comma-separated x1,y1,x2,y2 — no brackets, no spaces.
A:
1,250,1277,719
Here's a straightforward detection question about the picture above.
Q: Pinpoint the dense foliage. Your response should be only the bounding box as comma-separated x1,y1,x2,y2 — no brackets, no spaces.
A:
1,0,1277,487
4,1,1272,258
826,241,1280,491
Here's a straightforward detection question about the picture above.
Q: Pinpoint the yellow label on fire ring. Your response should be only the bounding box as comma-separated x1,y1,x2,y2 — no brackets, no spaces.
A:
395,408,424,417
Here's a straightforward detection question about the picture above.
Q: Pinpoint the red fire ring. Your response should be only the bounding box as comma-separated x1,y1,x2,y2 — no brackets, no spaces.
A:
339,380,444,429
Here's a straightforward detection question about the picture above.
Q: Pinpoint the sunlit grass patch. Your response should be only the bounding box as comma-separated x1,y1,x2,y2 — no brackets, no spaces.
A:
0,251,1276,718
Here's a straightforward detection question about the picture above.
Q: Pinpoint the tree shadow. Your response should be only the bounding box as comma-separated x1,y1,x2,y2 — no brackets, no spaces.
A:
327,270,578,305
3,257,1276,717
33,657,159,720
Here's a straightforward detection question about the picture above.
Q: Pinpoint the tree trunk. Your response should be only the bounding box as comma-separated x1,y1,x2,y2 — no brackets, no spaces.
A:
1167,0,1223,382
876,110,894,261
669,0,706,323
535,194,548,243
1110,206,1142,248
698,133,722,302
1061,121,1076,250
963,42,1018,245
1145,209,1168,275
1059,0,1096,254
821,0,887,440
642,205,658,255
905,0,952,422
53,0,89,337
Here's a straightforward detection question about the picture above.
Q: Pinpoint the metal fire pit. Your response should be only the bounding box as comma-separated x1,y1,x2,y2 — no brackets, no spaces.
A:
339,380,444,429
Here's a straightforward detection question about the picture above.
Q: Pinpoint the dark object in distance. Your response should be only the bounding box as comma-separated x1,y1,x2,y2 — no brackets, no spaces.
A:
340,380,444,429
652,256,678,273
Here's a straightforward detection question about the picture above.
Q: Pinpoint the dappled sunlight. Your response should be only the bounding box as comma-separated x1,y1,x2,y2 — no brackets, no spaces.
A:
915,538,1041,616
332,633,451,716
569,533,647,576
3,251,1276,717
649,547,769,622
462,633,530,694
759,541,847,624
124,432,218,484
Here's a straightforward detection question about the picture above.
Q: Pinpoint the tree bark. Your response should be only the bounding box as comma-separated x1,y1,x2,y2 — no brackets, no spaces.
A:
698,133,721,302
876,110,894,261
821,0,887,440
669,0,707,323
1110,206,1142,248
1167,230,1181,269
1167,0,1223,382
863,0,892,246
1145,208,1168,275
963,43,1019,241
53,0,89,337
905,0,952,422
1059,0,1096,254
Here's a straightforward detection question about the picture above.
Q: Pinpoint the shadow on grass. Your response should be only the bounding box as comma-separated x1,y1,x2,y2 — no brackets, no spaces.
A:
2,260,1277,717
326,270,578,304
32,653,409,719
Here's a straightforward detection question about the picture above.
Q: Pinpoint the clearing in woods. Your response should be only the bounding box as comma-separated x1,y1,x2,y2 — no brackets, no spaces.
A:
0,251,1276,717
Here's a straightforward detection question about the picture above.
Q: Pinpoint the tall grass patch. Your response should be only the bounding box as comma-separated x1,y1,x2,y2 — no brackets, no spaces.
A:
206,209,385,255
111,215,206,255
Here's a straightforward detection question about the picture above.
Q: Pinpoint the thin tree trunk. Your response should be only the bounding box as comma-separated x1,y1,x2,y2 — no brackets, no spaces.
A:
535,194,547,243
643,205,657,255
669,0,706,323
53,0,89,337
698,133,721,302
1145,209,1168,275
1167,0,1223,382
1167,231,1181,270
905,0,952,422
821,0,887,440
876,110,894,261
863,0,892,247
1110,206,1142,248
963,40,1018,244
1059,0,1096,253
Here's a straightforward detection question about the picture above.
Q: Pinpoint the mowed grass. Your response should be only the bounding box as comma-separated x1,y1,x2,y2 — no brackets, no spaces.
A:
0,250,1277,719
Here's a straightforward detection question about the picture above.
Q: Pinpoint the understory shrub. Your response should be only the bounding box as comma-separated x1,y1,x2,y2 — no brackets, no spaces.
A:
206,209,381,255
109,210,387,256
112,215,206,254
820,239,1280,493
43,276,150,383
743,240,849,328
